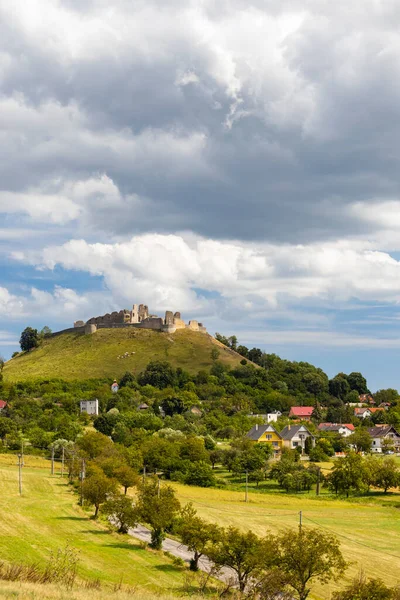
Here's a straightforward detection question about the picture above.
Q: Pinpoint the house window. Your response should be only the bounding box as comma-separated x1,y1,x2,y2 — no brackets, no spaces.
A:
266,434,272,440
272,442,278,447
293,441,298,447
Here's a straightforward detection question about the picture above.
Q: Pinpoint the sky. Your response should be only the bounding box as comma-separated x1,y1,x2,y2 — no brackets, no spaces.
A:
1,0,400,391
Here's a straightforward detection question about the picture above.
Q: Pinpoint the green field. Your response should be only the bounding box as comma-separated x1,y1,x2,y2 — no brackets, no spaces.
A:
3,328,244,381
170,481,400,599
0,455,189,595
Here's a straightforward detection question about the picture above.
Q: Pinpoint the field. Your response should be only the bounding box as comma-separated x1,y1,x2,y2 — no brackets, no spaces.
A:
3,328,244,381
170,480,400,598
0,455,191,596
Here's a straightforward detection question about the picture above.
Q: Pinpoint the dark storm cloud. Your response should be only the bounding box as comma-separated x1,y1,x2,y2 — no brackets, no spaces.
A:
1,0,400,242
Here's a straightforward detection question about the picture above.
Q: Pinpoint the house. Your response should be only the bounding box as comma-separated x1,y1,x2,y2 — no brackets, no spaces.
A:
138,402,149,411
318,423,355,437
368,426,400,453
0,400,7,412
354,407,372,419
80,399,99,416
289,407,314,421
246,424,283,456
379,403,391,410
369,407,385,415
280,425,315,453
359,394,375,405
111,380,119,394
267,411,282,423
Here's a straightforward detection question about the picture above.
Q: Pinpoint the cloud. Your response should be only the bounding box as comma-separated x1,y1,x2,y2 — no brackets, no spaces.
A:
14,234,400,316
1,1,400,242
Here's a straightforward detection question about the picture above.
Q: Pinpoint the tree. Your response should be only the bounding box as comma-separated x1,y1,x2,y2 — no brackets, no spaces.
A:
114,464,139,494
329,375,350,400
272,528,348,600
119,371,136,388
326,452,365,497
362,455,380,492
82,472,118,518
138,361,176,389
208,526,266,593
76,431,114,459
184,461,216,487
102,493,137,533
134,478,181,549
373,389,399,406
347,372,368,394
348,429,372,453
228,335,238,351
210,348,220,362
39,326,52,339
161,396,185,417
19,327,39,352
303,372,328,399
374,458,399,493
333,572,399,600
176,503,221,571
0,355,4,383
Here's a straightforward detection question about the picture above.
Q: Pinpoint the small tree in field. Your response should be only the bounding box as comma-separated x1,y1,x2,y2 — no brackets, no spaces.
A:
176,503,221,571
207,526,266,592
102,494,137,533
333,572,400,600
374,457,399,493
134,478,180,549
114,464,139,495
272,527,348,600
19,327,39,352
82,472,118,518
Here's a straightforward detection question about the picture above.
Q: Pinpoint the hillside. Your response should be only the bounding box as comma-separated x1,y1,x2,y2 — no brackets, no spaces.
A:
3,328,245,381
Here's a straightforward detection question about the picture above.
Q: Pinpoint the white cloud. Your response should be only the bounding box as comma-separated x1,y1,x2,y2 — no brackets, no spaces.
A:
14,233,400,313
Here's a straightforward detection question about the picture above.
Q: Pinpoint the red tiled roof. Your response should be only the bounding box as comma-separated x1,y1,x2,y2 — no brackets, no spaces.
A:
289,406,314,417
369,407,384,413
0,400,7,409
344,423,355,430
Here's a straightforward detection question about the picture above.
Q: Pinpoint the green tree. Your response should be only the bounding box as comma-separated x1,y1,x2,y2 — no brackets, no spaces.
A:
347,372,368,394
138,361,176,389
82,472,118,518
348,429,372,453
76,431,114,459
326,452,365,497
210,348,220,362
114,464,139,494
184,461,216,487
39,326,52,339
19,327,39,352
272,528,348,600
135,478,181,549
374,457,399,493
329,374,350,400
373,389,399,406
176,503,221,571
119,371,136,388
362,455,380,492
208,527,266,592
333,573,398,600
102,493,137,533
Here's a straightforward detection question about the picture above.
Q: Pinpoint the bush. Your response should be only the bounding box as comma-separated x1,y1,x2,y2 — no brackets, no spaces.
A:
184,461,216,487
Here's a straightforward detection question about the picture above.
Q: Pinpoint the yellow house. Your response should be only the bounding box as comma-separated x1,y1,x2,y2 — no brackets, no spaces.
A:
246,424,283,456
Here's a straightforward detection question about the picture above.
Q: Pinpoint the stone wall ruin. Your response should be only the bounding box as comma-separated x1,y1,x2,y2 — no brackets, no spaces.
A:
73,304,207,335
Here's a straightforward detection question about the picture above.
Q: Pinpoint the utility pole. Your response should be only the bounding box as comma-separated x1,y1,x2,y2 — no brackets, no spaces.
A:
80,458,86,506
316,466,321,496
299,510,302,533
61,446,65,478
21,440,25,467
51,445,55,476
17,454,23,496
245,470,248,503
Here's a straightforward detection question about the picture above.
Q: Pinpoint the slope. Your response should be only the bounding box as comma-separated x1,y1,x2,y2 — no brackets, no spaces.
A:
3,328,245,381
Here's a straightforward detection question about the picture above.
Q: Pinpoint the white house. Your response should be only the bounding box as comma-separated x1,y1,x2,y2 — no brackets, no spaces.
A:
80,399,99,416
267,411,282,423
318,423,355,437
368,426,400,453
280,425,315,453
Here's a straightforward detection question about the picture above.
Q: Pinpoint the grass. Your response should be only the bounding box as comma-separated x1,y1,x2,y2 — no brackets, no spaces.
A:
169,480,400,599
3,328,244,381
0,456,191,595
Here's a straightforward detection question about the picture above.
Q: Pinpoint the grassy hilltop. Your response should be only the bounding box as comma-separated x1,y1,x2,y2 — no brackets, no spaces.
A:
3,328,245,381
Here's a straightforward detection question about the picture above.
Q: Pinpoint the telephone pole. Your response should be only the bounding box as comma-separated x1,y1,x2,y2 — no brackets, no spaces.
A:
17,454,23,496
316,467,321,496
61,446,65,478
80,458,86,506
299,510,303,533
245,470,248,503
51,445,55,476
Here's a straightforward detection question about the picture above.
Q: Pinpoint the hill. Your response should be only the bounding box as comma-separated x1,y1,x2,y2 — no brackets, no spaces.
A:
3,328,245,381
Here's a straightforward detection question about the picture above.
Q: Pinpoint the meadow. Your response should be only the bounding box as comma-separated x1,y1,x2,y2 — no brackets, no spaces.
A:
3,328,243,381
0,455,190,596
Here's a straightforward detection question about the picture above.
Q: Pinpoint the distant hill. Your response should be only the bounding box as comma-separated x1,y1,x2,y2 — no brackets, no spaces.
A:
3,328,246,381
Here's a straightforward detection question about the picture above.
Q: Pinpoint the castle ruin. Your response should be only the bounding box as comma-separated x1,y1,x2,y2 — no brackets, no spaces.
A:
73,304,207,335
